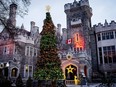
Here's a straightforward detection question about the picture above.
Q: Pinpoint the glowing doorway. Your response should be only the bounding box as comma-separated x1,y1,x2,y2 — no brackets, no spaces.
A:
65,65,77,80
11,68,18,77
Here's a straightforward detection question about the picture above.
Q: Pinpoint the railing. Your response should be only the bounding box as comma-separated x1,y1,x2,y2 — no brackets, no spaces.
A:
65,80,75,85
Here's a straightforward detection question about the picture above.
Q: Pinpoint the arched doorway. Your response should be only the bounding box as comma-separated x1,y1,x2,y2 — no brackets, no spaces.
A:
84,66,87,77
65,65,77,80
11,68,18,77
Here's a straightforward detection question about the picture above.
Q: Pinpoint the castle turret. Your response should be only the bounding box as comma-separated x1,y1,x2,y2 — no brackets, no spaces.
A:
30,21,35,31
30,21,39,38
57,24,62,36
7,3,17,27
63,0,92,79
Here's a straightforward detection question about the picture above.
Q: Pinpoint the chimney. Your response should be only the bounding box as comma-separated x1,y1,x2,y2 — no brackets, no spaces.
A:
30,21,35,31
7,3,17,27
57,24,61,35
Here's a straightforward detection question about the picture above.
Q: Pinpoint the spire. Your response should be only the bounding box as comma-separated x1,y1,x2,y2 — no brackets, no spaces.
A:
104,19,108,26
21,24,24,29
74,0,76,2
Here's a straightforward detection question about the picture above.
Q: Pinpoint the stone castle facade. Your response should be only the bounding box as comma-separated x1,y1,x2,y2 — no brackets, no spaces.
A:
0,0,116,81
60,0,92,80
0,4,40,80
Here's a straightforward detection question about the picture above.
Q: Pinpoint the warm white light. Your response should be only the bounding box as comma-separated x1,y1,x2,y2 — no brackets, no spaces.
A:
6,62,9,67
0,63,4,68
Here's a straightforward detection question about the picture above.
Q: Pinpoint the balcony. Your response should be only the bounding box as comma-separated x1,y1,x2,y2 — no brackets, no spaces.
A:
71,19,82,25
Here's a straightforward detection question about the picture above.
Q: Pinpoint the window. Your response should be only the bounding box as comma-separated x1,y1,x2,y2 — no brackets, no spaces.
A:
34,48,37,57
74,47,83,53
74,48,76,53
102,31,114,40
30,47,33,57
29,65,33,77
24,65,28,78
3,46,9,54
102,33,105,40
24,65,33,78
11,68,18,77
25,46,29,56
80,47,82,51
103,46,115,64
76,34,78,41
115,31,116,38
98,47,103,64
97,33,101,41
77,47,79,52
14,46,17,54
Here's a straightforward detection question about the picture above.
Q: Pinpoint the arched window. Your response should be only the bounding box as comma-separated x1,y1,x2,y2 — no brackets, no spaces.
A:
11,68,18,77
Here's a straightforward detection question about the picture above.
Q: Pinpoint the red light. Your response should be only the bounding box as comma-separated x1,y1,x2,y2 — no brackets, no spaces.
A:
73,33,84,49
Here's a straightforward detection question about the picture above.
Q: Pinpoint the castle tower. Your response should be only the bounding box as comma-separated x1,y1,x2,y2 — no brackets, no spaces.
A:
64,0,92,52
62,0,93,80
7,3,17,27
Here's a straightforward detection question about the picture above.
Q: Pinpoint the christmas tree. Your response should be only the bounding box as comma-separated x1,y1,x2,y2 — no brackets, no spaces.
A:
34,9,63,81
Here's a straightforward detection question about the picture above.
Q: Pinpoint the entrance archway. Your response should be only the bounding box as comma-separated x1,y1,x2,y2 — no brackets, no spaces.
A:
65,65,77,80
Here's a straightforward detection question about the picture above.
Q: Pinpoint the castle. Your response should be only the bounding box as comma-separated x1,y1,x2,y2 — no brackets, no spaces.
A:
0,0,116,82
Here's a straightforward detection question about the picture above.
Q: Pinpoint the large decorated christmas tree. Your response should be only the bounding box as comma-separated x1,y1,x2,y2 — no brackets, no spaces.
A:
34,7,63,82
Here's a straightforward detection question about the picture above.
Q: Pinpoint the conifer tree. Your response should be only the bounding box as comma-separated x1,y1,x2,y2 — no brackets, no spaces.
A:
26,76,33,87
34,12,63,81
16,74,24,87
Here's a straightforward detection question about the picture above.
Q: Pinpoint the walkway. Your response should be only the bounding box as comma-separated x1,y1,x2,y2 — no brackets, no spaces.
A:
67,83,100,87
67,83,116,87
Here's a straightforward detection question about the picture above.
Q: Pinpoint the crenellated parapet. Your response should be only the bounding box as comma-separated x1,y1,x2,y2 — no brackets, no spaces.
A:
64,0,92,27
64,0,90,11
93,20,116,33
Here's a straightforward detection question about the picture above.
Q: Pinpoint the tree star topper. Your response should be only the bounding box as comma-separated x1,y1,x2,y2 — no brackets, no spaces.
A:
46,5,51,12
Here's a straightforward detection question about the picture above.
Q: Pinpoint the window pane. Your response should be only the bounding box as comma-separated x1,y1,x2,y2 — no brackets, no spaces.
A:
99,47,103,64
97,33,101,41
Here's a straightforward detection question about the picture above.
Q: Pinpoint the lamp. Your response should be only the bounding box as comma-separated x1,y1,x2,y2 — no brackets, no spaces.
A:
6,62,9,67
0,62,9,79
26,65,28,72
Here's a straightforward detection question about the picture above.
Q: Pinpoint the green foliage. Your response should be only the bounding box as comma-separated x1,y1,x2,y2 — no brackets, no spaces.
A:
34,67,63,80
46,12,52,21
40,34,57,49
16,74,24,87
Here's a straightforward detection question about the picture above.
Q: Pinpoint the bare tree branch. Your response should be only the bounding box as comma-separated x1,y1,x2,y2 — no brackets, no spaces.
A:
0,0,31,28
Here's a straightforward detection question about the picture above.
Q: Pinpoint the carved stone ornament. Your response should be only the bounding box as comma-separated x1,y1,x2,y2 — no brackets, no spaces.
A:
66,53,72,60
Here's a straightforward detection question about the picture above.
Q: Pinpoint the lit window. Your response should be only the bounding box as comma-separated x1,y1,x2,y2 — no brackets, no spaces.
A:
11,68,18,77
76,34,78,41
77,47,79,52
80,47,82,51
